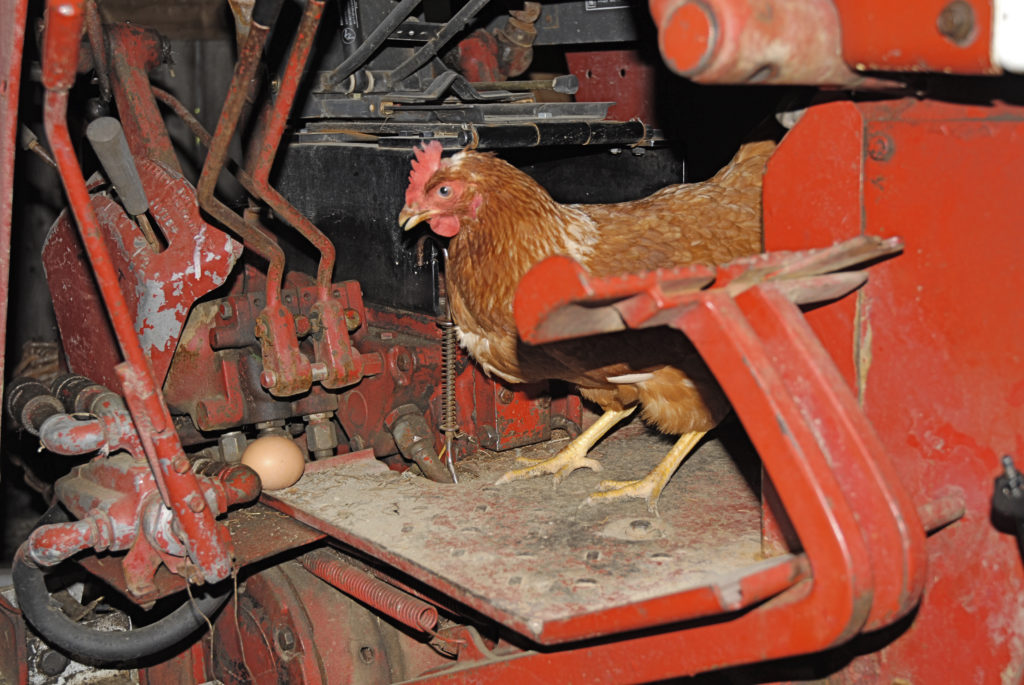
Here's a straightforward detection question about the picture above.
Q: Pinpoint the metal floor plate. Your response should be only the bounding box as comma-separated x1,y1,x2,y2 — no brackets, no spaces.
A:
265,422,771,644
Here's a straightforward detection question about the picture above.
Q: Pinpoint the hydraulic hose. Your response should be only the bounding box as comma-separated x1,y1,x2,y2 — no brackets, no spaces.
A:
12,506,230,664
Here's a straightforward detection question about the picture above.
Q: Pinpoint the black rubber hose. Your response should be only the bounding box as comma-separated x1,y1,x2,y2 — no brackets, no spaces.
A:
12,507,230,664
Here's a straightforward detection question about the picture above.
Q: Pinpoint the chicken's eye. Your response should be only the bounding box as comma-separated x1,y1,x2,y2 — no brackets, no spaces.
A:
437,185,452,198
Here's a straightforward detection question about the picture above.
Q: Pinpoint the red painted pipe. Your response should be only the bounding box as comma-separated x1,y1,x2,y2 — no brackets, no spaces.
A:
649,0,870,86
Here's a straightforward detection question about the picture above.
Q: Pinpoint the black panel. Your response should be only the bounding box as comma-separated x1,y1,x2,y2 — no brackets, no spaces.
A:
274,142,442,315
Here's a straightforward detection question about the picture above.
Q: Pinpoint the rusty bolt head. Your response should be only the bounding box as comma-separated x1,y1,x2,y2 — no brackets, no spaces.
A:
344,308,362,331
396,351,412,372
218,301,233,319
276,625,296,653
218,431,248,463
498,388,515,405
172,455,191,474
295,315,311,337
867,133,895,162
937,0,975,45
260,370,277,388
188,495,206,512
306,418,338,454
310,362,329,382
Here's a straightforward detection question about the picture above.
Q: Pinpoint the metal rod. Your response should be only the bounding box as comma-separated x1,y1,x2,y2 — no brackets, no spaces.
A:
389,0,492,83
245,0,335,299
321,0,422,90
150,85,260,193
83,0,111,101
196,22,286,308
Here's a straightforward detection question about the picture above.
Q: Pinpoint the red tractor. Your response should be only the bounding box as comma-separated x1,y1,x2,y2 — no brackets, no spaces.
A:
0,0,1021,682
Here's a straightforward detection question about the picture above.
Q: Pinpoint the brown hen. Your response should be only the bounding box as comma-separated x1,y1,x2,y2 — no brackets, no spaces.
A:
398,140,774,512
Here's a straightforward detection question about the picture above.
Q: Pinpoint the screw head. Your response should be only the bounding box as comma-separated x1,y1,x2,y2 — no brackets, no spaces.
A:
260,370,277,388
344,309,362,331
276,625,296,652
937,0,975,45
867,133,895,162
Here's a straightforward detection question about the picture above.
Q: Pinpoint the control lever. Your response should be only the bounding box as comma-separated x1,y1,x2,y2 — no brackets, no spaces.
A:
85,116,161,250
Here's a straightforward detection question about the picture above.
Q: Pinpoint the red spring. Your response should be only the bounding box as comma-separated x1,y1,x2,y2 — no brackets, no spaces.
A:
302,552,438,632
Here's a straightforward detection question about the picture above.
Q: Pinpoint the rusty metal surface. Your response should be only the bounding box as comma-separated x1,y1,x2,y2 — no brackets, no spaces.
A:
0,0,28,447
649,0,873,86
77,503,325,605
566,50,659,125
44,160,242,388
41,0,233,584
833,0,996,74
0,591,27,685
266,428,791,645
107,25,182,174
765,97,1024,684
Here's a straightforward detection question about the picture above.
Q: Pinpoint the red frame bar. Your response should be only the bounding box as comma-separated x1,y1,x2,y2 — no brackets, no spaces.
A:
41,0,233,583
0,0,28,440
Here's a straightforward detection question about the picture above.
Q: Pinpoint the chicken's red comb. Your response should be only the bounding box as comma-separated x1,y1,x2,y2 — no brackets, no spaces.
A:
405,141,444,204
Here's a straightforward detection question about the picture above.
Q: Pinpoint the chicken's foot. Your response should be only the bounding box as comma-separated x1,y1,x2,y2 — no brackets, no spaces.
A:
584,430,706,515
495,407,636,486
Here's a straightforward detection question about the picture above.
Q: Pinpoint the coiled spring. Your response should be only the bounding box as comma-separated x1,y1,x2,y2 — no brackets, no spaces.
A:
302,551,438,632
437,256,459,483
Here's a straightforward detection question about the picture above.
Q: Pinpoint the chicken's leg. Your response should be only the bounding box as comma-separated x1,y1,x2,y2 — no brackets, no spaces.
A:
585,430,705,515
495,407,636,486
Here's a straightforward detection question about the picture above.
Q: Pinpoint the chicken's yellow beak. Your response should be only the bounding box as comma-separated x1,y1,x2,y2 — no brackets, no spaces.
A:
398,206,438,231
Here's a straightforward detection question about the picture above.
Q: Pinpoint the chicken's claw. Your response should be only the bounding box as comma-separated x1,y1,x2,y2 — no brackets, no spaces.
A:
496,448,603,486
494,406,635,487
583,430,706,515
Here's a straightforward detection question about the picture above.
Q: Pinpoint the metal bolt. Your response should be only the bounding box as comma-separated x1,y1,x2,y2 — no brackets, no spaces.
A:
497,388,514,404
38,649,69,676
937,0,975,45
480,425,498,445
396,352,412,372
188,495,206,512
172,455,191,473
276,625,296,652
867,133,895,162
359,646,376,664
311,362,329,382
260,370,277,388
344,308,362,331
1003,455,1022,496
218,430,248,463
218,301,233,319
